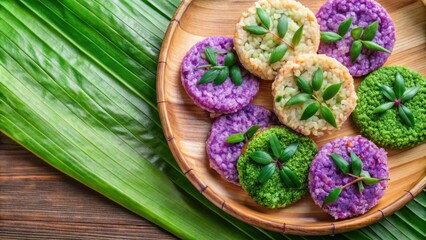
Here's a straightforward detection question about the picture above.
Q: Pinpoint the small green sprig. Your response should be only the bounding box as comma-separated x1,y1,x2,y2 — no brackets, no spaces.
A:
373,72,419,127
249,133,301,187
276,67,341,128
243,6,304,64
322,152,390,206
226,125,260,144
320,18,391,63
197,47,243,86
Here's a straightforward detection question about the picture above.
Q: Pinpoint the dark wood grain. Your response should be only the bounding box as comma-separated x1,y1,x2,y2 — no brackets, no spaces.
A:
0,134,175,239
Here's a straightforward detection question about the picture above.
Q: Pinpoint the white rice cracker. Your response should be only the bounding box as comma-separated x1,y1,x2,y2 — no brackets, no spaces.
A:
273,54,357,136
234,0,320,81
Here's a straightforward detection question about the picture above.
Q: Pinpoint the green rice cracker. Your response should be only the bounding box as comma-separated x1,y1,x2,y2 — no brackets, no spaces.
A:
237,126,317,208
353,66,426,148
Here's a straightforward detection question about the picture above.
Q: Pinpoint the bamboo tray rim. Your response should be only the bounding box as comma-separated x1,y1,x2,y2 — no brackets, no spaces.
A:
156,0,426,235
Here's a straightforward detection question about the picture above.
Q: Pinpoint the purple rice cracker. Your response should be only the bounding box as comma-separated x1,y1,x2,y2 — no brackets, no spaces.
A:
309,136,389,219
207,104,276,185
181,36,260,116
316,0,395,77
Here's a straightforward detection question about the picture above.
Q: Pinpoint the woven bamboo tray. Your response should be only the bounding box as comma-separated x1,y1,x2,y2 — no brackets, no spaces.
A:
157,0,426,235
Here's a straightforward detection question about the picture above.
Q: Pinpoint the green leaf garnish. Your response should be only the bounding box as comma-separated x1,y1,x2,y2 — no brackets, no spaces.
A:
226,125,260,144
283,166,301,187
323,187,342,206
279,169,293,187
360,170,371,178
312,67,324,91
320,105,337,128
330,153,350,174
301,101,319,120
245,125,260,139
196,64,212,69
258,163,276,183
378,83,396,101
256,7,271,29
279,142,299,161
399,105,415,127
374,72,419,127
320,32,342,43
363,177,390,185
229,65,243,86
351,26,363,40
350,151,363,176
362,41,391,54
357,181,365,193
197,68,220,84
204,46,217,66
373,102,394,114
362,21,378,41
224,52,237,67
350,40,362,62
226,133,245,144
328,154,390,201
322,83,342,101
338,17,352,36
251,134,301,187
394,72,406,98
285,93,311,106
213,67,229,86
269,44,288,64
243,25,268,35
277,15,289,38
401,86,420,102
292,25,304,47
296,76,313,94
269,133,281,159
250,151,273,165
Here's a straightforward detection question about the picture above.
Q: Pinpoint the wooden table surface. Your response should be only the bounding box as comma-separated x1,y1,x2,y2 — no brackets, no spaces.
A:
0,134,175,239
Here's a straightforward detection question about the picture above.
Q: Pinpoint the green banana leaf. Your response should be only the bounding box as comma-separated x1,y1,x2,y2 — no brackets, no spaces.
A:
0,0,424,239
